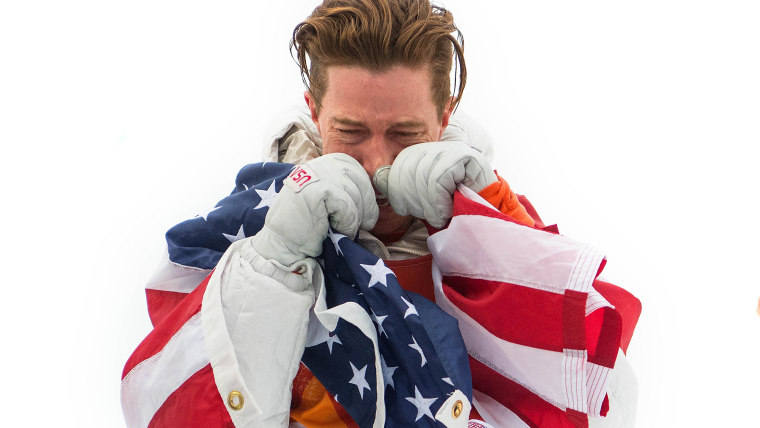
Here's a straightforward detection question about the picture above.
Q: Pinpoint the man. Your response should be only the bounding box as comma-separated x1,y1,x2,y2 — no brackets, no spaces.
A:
265,0,534,268
121,1,639,427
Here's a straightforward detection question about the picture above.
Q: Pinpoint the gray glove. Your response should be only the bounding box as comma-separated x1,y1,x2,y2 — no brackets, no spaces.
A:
373,141,497,228
252,153,379,267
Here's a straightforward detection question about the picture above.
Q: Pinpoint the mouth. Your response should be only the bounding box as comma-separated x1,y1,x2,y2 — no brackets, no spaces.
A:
375,195,390,208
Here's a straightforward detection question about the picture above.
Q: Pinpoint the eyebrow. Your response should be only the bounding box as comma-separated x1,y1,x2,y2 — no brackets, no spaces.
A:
331,117,427,128
330,117,360,126
392,120,427,128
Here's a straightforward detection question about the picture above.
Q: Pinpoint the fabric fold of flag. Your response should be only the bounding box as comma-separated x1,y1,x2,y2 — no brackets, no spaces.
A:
124,162,476,428
429,186,622,427
122,162,627,428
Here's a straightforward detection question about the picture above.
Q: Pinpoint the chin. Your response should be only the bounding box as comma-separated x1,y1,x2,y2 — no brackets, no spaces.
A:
371,206,414,237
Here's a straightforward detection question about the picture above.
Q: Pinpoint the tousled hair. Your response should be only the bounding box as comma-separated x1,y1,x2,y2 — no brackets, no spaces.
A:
291,0,466,119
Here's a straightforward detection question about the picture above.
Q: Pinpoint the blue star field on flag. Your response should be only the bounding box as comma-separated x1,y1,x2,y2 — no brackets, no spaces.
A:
165,162,473,427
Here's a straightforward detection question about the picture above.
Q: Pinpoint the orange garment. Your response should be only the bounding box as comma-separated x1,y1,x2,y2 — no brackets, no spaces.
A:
478,174,535,227
290,364,356,427
289,177,533,427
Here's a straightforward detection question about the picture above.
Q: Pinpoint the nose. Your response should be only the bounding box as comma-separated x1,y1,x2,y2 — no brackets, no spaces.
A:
360,136,396,180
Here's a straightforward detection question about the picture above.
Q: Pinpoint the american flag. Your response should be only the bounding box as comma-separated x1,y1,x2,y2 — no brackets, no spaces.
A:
429,187,623,427
300,221,473,427
121,161,625,427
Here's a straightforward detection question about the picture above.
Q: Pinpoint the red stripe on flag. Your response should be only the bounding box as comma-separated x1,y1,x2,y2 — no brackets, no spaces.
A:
146,289,193,327
454,190,561,235
596,259,607,277
594,280,640,355
469,357,584,428
442,275,566,351
584,306,621,368
516,194,546,229
452,190,524,225
123,274,211,378
562,290,587,351
147,363,233,428
565,408,590,428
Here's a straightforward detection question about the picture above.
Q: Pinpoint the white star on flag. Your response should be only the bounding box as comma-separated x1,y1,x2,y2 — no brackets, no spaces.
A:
401,295,418,319
405,386,437,421
327,229,346,256
370,310,389,338
348,362,371,399
409,336,427,367
242,183,249,190
380,355,397,390
325,332,342,354
305,322,342,355
442,377,454,386
254,180,278,210
195,205,221,221
222,224,246,243
360,259,394,287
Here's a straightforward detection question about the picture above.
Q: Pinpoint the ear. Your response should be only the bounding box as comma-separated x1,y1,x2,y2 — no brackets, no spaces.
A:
438,96,455,139
304,91,321,133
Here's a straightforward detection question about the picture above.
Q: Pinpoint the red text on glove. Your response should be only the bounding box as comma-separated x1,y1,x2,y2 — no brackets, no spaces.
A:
285,164,320,193
291,167,311,185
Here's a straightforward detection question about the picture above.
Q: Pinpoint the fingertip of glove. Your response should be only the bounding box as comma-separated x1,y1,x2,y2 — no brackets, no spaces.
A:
372,165,391,198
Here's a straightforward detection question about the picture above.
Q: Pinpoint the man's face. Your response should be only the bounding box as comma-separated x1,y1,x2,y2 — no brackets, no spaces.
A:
305,64,451,239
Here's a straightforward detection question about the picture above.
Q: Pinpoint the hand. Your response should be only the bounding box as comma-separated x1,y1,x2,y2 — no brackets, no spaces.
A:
373,141,497,228
252,153,379,267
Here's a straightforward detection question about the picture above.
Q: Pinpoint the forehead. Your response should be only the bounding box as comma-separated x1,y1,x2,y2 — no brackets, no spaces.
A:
321,65,439,124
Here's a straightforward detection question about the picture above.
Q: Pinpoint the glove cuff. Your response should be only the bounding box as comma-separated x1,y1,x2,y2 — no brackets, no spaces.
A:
248,232,317,291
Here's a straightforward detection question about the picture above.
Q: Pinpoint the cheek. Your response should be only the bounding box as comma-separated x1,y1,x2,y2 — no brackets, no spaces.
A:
321,140,370,173
322,137,407,176
323,139,360,159
388,145,405,164
321,139,336,154
321,135,348,155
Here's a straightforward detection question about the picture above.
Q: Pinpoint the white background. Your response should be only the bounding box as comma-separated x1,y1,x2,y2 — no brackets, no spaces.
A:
1,0,758,426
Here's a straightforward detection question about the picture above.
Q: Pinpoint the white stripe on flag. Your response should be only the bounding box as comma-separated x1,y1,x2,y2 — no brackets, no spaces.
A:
432,264,568,409
586,362,612,416
121,312,209,428
428,214,605,295
585,290,613,316
145,249,210,293
456,185,501,212
565,244,606,293
471,388,531,428
563,349,588,413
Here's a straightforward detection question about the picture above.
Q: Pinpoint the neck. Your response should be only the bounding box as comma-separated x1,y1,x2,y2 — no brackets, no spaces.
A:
370,216,415,246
